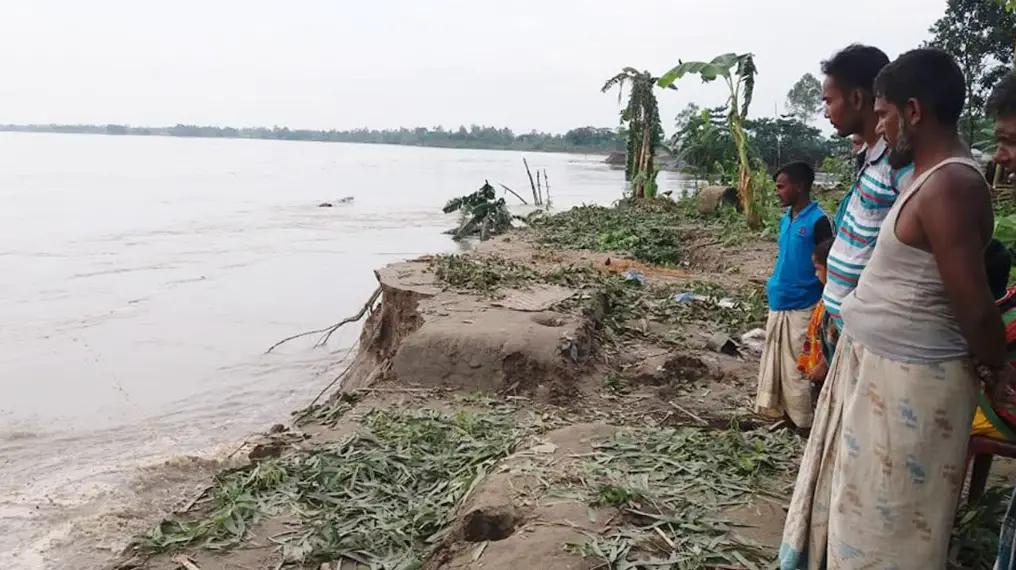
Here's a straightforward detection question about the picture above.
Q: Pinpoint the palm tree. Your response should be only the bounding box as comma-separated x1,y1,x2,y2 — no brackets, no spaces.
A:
602,68,671,199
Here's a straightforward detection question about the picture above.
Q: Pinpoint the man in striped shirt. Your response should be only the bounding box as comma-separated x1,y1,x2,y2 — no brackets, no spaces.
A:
819,45,913,339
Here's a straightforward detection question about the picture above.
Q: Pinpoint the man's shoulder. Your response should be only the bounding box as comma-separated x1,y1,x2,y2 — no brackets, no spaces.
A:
865,154,914,189
855,158,901,205
812,206,831,225
917,160,992,239
922,161,989,199
939,160,987,182
806,201,828,217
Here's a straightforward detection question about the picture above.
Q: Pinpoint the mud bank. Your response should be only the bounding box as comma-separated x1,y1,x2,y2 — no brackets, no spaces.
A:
106,205,805,570
106,202,1014,570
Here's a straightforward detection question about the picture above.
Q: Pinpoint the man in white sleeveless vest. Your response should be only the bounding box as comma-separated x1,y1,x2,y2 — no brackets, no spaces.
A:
780,48,1006,570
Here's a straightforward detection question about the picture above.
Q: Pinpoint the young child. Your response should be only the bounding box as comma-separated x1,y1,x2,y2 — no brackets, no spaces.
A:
972,238,1016,440
798,239,835,396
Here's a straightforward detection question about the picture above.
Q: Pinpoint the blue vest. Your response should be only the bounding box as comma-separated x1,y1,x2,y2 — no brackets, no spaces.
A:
767,201,827,311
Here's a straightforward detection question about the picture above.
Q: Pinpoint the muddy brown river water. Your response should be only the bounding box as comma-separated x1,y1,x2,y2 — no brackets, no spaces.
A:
0,132,695,569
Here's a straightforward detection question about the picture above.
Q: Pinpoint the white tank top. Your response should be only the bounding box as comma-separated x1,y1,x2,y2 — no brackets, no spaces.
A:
839,156,986,363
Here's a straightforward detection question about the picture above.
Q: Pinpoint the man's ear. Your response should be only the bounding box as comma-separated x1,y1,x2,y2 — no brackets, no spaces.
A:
849,88,865,111
904,97,922,128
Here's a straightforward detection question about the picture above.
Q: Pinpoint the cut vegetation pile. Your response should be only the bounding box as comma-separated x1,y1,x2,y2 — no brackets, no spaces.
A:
528,200,684,265
429,254,596,297
123,390,803,570
558,426,800,569
133,404,536,568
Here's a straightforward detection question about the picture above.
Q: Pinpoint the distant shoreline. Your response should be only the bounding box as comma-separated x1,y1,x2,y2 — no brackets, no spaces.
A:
0,124,619,157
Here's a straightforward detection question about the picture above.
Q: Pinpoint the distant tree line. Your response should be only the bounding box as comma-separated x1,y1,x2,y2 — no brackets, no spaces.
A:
0,123,626,154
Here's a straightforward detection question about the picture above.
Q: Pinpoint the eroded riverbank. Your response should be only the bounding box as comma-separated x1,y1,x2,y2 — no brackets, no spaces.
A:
108,198,1010,570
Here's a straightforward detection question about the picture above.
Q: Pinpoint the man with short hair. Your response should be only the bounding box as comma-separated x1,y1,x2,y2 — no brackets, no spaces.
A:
780,48,913,567
755,161,832,430
991,72,1016,180
819,45,914,344
984,71,1016,570
781,48,1003,570
850,133,865,172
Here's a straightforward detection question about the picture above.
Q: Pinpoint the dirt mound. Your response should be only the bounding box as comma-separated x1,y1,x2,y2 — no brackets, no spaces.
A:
346,258,602,403
341,264,438,391
632,353,713,386
425,423,614,570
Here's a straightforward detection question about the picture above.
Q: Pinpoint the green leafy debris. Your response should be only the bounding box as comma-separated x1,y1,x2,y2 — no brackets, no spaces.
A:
132,408,535,568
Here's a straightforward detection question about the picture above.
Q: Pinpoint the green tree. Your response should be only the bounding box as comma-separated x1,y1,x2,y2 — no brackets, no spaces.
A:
658,53,762,227
670,103,737,183
928,0,1016,144
563,126,624,151
997,0,1016,59
745,117,833,171
671,105,837,182
602,68,671,198
785,73,823,124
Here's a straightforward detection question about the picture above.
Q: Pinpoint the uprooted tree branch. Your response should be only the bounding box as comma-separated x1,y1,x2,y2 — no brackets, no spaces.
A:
265,287,382,354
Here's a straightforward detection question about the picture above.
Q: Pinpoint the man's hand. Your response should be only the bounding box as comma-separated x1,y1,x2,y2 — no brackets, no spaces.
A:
808,360,829,384
989,366,1016,408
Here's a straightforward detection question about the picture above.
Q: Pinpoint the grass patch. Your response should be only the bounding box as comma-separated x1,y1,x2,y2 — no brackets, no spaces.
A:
950,486,1011,570
132,407,536,568
293,391,363,427
429,254,596,296
592,275,767,341
563,426,802,569
528,200,683,265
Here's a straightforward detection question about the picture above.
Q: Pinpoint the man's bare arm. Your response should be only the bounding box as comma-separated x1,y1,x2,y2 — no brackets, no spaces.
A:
921,168,1005,369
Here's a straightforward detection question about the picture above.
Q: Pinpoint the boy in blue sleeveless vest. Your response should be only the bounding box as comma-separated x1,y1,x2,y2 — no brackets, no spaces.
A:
755,161,833,430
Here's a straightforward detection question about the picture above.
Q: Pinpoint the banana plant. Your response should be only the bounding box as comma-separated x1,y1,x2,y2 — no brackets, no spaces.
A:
658,53,761,228
602,68,673,199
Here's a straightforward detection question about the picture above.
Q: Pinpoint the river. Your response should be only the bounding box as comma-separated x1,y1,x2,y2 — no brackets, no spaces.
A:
0,133,692,569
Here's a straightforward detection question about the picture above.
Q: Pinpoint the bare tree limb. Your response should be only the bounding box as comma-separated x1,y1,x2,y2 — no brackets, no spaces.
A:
265,287,382,354
497,183,528,205
315,287,381,347
543,169,551,207
523,157,540,205
668,400,708,426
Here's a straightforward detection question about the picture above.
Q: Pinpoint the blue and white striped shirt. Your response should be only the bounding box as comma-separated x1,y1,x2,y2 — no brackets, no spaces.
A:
823,138,914,329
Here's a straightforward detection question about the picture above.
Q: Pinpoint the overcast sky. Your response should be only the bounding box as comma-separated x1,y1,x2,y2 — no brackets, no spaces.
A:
0,0,944,133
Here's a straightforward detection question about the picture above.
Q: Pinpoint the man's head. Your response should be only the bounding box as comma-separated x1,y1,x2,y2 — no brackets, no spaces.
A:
850,134,865,155
873,48,965,169
988,72,1016,174
813,238,834,285
773,161,815,208
821,45,890,137
985,238,1012,301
